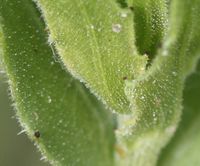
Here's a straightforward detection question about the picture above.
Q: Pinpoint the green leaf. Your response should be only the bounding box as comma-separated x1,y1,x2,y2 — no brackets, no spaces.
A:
34,0,148,113
158,6,200,165
158,61,200,166
115,0,200,165
0,1,115,166
31,0,200,165
128,0,168,59
1,0,200,166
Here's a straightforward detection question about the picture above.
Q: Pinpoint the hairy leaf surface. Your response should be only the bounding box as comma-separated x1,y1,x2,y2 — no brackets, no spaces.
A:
0,1,115,166
1,0,200,166
128,0,168,58
34,0,147,113
158,61,200,166
116,0,200,165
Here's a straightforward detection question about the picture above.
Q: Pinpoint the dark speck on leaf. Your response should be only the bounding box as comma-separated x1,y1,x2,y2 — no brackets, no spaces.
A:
34,131,40,138
129,6,134,11
123,76,128,80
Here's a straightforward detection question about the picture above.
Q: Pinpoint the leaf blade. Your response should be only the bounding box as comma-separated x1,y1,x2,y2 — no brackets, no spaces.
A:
128,0,168,58
34,0,147,113
158,61,200,166
115,0,200,165
0,0,115,165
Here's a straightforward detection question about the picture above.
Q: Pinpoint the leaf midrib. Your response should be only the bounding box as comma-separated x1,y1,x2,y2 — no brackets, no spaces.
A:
73,0,112,106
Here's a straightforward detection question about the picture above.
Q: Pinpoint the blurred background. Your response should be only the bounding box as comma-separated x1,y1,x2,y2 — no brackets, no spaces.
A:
0,74,49,166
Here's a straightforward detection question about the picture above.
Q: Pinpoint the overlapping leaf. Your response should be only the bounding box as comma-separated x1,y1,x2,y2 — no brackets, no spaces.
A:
34,0,148,113
1,0,200,166
31,0,200,165
0,1,115,166
158,61,200,166
128,0,168,59
115,0,200,165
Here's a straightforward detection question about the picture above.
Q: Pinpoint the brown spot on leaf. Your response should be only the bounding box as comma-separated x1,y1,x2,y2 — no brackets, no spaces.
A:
123,76,128,80
34,131,40,138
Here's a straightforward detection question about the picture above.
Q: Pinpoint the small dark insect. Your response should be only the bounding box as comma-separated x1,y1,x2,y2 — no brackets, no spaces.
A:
34,131,41,138
123,76,128,80
129,6,134,11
